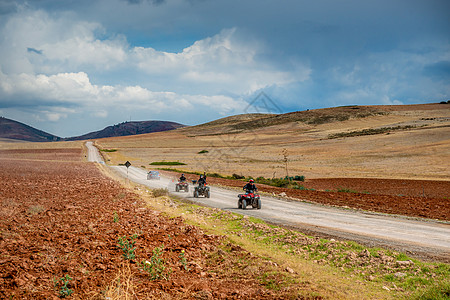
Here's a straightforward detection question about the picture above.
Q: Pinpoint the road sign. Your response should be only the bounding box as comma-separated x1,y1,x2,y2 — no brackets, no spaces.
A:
125,161,131,168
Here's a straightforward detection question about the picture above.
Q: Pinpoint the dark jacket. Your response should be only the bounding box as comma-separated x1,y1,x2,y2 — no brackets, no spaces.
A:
179,175,186,182
198,177,206,185
243,183,257,192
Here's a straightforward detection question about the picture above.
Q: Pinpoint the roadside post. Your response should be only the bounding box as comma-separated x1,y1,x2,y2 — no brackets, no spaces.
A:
125,161,131,178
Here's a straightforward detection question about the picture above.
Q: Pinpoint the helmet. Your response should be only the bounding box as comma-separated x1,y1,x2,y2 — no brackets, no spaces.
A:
249,179,254,183
200,175,203,178
181,174,184,176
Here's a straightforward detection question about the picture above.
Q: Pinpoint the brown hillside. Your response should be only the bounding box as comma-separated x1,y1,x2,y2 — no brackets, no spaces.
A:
97,103,450,181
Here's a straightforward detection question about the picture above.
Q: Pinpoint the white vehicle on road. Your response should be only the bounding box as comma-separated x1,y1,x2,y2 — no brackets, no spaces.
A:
147,170,160,180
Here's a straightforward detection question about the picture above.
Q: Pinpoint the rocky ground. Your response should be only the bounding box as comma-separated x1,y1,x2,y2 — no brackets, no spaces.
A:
160,171,450,221
0,149,314,299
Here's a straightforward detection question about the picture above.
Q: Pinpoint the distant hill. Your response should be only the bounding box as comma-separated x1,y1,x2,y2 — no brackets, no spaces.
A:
179,103,450,136
179,105,385,136
66,120,186,141
0,117,62,142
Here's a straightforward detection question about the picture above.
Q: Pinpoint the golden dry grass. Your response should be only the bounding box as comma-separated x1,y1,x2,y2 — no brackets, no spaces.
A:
97,104,450,180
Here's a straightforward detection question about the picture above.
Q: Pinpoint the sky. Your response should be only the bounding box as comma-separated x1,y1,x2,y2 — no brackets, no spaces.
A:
0,0,449,137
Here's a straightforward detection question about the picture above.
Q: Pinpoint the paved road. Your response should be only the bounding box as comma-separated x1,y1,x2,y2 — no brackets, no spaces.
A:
86,142,450,262
86,141,105,164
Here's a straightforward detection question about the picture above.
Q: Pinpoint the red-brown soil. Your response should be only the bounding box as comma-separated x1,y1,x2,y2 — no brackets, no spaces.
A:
0,150,307,299
161,171,450,221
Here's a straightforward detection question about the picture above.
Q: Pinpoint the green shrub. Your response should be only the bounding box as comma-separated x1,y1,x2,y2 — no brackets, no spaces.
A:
198,150,209,154
150,161,186,165
54,274,73,298
293,175,305,181
255,177,291,188
117,234,138,260
140,245,171,280
179,249,189,271
100,149,117,152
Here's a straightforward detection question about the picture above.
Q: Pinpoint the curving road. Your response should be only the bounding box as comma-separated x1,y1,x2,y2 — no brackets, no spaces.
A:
86,142,450,262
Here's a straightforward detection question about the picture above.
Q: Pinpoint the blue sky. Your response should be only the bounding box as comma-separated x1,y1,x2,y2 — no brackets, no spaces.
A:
0,0,449,137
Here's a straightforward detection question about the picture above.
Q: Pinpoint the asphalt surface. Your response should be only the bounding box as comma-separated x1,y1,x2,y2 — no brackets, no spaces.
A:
87,142,450,262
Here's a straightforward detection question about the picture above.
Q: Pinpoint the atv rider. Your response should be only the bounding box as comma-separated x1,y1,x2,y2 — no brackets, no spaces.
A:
197,174,207,187
243,179,257,193
179,173,186,182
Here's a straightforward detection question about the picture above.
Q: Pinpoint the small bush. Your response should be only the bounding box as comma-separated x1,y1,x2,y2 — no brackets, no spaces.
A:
293,175,305,181
198,150,209,154
140,245,171,280
152,188,168,197
232,173,246,179
117,234,138,260
54,274,73,298
255,177,291,188
100,149,117,152
207,172,225,179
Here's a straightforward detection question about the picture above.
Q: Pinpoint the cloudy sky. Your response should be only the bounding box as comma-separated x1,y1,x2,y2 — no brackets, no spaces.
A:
0,0,449,137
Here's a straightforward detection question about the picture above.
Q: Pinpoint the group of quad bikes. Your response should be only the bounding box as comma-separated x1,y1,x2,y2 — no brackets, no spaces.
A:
175,176,261,209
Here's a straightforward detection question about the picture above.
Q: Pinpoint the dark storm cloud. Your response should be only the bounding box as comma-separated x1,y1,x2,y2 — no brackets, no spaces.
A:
0,0,17,14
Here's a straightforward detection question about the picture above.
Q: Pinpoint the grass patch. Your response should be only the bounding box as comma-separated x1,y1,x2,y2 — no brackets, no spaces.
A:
197,149,209,154
100,149,118,152
255,176,306,188
150,161,186,166
124,180,450,299
414,281,450,300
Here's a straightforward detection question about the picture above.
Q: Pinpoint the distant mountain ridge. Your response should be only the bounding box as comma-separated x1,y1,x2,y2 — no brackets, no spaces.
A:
0,117,62,142
0,117,185,142
66,120,185,140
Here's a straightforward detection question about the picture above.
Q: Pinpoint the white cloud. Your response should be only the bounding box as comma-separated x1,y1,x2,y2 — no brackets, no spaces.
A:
0,8,310,135
0,68,245,121
1,9,128,74
131,28,309,94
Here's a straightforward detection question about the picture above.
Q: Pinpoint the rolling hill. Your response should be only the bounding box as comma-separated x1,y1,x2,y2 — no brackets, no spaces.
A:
0,117,186,142
0,117,62,142
65,120,186,141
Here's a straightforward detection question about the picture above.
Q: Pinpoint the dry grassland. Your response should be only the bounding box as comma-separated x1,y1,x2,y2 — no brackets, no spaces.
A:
97,104,450,181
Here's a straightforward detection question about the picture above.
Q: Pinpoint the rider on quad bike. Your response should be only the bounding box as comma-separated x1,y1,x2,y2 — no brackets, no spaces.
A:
179,173,186,182
176,173,189,192
238,179,261,209
193,174,210,198
198,174,206,186
243,179,257,193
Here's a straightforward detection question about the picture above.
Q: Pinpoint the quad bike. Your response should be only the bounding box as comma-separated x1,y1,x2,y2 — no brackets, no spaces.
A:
192,180,210,198
175,180,189,192
238,189,261,209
